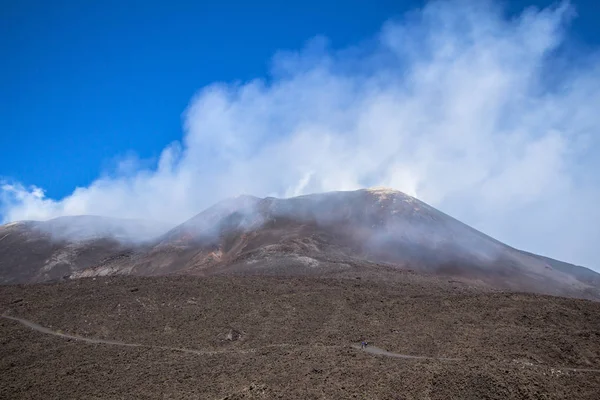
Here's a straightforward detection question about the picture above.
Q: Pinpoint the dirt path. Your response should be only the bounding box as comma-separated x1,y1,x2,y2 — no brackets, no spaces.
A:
1,314,237,356
3,314,600,373
2,313,456,361
350,344,461,361
351,344,600,373
1,314,338,356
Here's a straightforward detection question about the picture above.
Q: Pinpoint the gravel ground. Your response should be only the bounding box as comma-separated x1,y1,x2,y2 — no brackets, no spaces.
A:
1,274,599,399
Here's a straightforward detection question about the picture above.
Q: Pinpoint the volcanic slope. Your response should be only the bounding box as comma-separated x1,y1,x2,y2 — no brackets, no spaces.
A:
1,275,600,399
63,188,600,299
0,216,166,284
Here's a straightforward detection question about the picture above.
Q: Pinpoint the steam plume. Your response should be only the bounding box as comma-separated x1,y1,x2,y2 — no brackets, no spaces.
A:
1,0,599,269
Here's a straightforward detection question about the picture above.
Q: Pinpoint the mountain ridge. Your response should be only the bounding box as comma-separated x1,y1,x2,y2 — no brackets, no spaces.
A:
0,188,598,299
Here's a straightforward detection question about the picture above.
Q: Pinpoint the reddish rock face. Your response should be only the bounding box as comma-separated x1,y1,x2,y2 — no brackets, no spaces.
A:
1,189,599,300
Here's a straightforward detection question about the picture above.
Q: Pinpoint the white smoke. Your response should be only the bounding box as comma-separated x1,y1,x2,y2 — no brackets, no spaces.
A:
1,0,599,269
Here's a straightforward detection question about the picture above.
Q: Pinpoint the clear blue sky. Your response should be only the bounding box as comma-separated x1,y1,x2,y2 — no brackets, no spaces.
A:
1,0,598,199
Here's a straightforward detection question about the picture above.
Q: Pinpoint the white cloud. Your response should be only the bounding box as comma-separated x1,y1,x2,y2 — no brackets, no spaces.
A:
2,0,599,269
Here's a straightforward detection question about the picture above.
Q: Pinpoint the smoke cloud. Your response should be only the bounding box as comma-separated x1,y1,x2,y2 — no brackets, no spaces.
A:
1,0,599,269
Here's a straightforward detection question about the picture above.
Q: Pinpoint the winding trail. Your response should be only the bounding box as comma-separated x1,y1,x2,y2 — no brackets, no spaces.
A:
1,314,238,356
350,344,461,361
3,314,600,373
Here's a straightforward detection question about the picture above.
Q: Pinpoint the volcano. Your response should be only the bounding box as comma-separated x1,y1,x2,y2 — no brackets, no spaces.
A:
1,188,598,299
0,216,167,284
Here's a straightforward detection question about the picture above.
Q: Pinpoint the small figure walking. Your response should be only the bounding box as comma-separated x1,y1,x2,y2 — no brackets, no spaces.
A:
360,340,368,349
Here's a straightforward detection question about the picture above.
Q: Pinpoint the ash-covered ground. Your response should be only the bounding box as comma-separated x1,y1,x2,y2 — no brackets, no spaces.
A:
1,273,599,399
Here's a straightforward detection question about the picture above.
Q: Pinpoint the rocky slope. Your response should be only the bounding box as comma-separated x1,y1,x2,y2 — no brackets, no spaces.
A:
0,216,166,283
1,275,599,399
1,188,599,299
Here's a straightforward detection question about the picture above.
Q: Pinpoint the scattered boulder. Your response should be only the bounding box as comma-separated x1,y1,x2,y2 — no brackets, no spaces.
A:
225,328,244,342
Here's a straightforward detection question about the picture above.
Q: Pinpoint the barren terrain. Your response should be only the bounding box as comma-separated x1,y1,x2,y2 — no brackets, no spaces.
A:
3,189,599,301
1,273,599,399
2,189,600,398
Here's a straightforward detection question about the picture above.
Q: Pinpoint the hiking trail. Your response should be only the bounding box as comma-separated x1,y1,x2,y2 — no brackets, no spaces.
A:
3,313,599,373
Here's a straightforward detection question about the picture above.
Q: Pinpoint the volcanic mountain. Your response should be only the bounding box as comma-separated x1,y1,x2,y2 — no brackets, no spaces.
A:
0,216,167,284
1,188,598,299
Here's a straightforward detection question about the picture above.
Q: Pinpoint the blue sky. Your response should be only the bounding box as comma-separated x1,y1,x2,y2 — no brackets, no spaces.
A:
2,0,420,199
1,0,600,269
2,0,598,199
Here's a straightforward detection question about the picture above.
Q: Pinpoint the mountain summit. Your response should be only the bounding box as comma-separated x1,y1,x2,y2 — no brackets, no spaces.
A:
1,189,598,299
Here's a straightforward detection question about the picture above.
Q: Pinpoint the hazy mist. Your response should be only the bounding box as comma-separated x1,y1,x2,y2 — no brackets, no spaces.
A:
1,0,599,269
